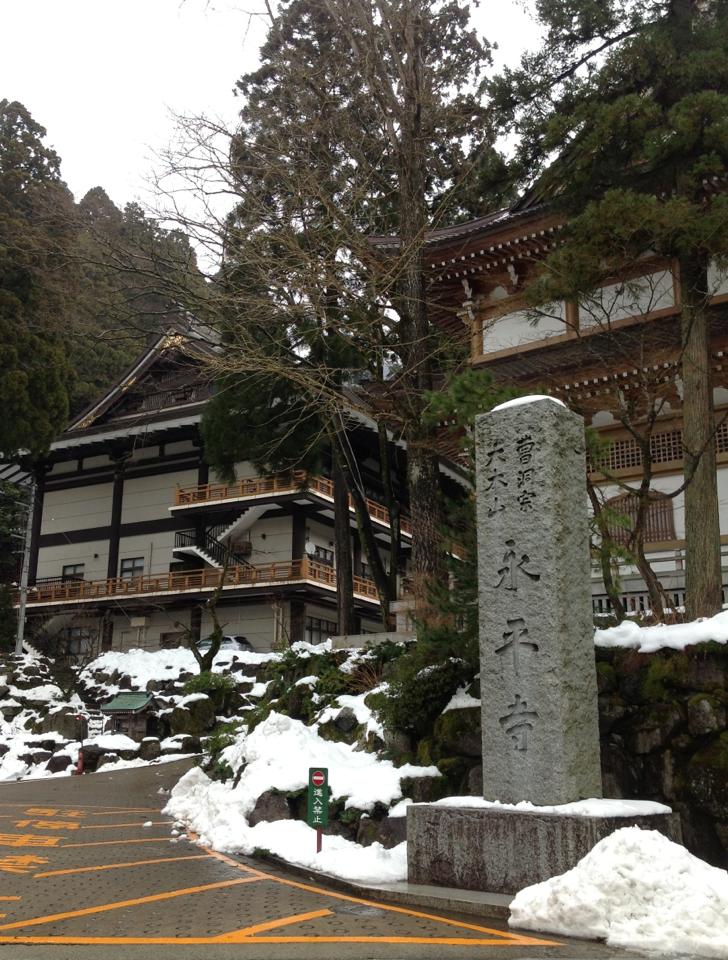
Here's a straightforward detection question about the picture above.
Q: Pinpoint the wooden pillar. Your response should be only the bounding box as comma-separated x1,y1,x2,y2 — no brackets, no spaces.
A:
289,598,305,644
27,463,46,586
190,605,202,644
106,456,128,579
291,508,307,560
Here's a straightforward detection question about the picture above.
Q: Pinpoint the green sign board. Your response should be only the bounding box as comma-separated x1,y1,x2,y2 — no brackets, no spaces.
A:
307,767,329,828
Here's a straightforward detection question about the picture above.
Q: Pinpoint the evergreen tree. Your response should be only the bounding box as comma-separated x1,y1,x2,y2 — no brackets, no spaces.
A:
0,100,76,460
492,0,728,618
192,0,497,603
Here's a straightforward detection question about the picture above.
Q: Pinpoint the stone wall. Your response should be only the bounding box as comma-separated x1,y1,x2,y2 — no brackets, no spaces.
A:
597,643,728,867
413,643,728,867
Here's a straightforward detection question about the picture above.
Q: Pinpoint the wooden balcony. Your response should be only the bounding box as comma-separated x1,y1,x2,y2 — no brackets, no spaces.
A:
19,557,379,607
174,471,412,538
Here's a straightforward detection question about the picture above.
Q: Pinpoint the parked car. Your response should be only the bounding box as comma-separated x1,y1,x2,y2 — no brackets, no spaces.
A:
197,634,253,653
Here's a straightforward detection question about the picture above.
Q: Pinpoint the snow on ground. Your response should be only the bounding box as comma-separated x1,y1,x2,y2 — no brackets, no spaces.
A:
492,395,566,411
510,827,728,959
80,646,280,690
594,609,728,653
431,796,671,817
165,765,407,884
217,711,437,814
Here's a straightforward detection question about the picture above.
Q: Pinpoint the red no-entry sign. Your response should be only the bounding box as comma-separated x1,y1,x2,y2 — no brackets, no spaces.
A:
311,770,326,787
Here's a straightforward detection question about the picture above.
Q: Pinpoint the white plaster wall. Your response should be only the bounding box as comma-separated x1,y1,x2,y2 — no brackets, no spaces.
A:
111,608,191,652
83,455,112,470
42,483,113,535
48,461,77,476
117,531,177,578
483,303,566,354
200,602,278,651
579,269,674,328
246,513,293,564
165,440,196,456
36,541,109,582
122,469,198,524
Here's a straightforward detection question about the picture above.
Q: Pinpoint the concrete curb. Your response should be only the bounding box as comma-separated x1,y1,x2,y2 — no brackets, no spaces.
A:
254,852,513,920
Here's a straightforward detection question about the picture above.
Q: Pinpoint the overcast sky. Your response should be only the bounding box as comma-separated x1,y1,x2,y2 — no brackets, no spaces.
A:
1,0,541,209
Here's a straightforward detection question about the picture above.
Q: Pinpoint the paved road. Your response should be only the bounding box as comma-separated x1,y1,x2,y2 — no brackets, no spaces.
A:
0,761,642,960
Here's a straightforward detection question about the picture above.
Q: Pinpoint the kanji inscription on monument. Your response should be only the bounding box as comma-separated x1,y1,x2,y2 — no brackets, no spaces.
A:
475,397,602,805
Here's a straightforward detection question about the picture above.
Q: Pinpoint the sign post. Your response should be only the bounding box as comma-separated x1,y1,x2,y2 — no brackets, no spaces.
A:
307,767,329,853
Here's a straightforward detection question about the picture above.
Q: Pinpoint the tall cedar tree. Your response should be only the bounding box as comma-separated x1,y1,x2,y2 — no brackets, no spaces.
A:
0,100,76,461
200,0,495,607
491,0,728,618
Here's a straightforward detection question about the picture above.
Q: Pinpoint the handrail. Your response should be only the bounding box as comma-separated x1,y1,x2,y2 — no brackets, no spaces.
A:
174,472,412,537
16,556,380,605
174,526,253,569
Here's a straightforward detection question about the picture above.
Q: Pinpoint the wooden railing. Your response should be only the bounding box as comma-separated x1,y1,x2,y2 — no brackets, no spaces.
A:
174,472,412,537
20,556,379,606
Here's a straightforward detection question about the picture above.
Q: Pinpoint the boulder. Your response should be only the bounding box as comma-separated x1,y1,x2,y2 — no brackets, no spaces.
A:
0,703,23,720
687,694,727,737
169,697,215,736
626,702,684,754
0,743,9,758
79,744,104,772
247,790,292,826
686,737,728,819
34,708,87,741
96,752,120,769
400,774,448,803
46,754,72,773
432,706,481,758
162,735,201,754
138,738,161,762
31,750,52,765
356,815,407,849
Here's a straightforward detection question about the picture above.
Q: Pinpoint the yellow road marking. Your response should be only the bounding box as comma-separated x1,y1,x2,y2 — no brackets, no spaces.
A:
61,837,174,848
34,854,210,878
0,897,21,901
202,847,556,947
0,876,260,932
79,821,173,829
0,934,557,946
0,803,158,813
215,909,332,941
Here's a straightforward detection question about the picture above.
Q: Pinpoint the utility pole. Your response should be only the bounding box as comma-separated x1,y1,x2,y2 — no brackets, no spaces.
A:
15,479,36,655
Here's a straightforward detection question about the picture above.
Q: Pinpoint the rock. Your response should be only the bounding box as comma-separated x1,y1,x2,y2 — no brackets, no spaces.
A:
466,763,483,796
46,754,72,773
356,815,407,849
146,679,162,692
118,675,132,690
686,737,728,819
34,708,87,741
687,694,727,737
247,790,292,826
169,697,215,736
96,752,120,769
333,707,358,734
400,774,449,803
598,694,629,734
627,703,684,754
0,684,9,699
0,743,9,758
79,744,104,772
162,735,201,754
138,738,161,762
31,750,52,764
383,729,413,759
0,703,23,720
432,707,481,758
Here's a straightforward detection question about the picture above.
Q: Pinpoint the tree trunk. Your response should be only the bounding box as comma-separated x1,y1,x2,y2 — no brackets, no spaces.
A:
377,420,401,600
587,482,627,621
680,255,722,618
332,448,354,636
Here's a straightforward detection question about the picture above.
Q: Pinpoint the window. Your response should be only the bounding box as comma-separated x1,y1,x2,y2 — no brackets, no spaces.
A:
305,616,338,645
605,492,676,546
312,546,335,567
120,557,144,579
61,563,84,581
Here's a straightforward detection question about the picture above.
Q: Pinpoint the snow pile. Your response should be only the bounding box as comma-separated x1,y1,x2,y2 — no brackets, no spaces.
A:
317,689,386,740
492,394,566,411
217,711,437,814
595,610,728,653
510,827,728,958
165,765,407,884
80,646,279,692
432,796,670,817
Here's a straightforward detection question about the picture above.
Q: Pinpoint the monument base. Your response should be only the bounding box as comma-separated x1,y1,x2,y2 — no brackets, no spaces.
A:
407,804,682,894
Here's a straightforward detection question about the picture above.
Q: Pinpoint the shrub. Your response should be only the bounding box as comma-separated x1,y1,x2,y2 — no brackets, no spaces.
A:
183,671,235,695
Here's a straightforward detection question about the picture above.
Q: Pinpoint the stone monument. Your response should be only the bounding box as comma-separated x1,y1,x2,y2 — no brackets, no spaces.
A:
407,396,681,894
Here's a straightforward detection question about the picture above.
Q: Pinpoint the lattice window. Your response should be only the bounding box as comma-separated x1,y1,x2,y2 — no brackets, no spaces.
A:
606,492,676,545
593,421,728,473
